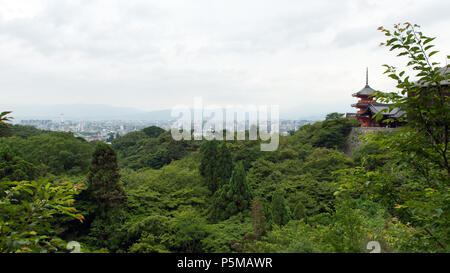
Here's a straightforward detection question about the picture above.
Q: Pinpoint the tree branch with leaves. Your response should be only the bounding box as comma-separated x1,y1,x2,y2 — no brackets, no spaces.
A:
375,22,450,177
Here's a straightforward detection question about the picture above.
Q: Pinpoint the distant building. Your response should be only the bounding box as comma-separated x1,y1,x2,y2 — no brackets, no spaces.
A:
346,68,406,128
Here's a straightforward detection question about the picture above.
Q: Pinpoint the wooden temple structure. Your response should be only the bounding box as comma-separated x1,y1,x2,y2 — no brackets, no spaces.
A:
346,68,406,128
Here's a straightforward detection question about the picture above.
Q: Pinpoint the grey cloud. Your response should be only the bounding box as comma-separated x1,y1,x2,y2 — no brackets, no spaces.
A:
0,0,448,117
0,1,164,60
333,26,379,48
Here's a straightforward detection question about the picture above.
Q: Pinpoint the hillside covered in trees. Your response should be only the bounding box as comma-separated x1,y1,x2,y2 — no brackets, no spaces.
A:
0,112,447,253
0,23,448,253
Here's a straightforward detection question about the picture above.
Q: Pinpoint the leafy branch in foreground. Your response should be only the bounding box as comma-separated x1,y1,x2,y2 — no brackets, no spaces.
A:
0,111,13,125
376,22,450,177
0,179,84,253
335,23,449,252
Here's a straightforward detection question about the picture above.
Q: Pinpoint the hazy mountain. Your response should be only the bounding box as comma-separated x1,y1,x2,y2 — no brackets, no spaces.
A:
1,104,325,121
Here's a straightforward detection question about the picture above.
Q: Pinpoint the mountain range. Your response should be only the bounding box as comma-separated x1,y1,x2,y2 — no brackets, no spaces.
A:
1,104,325,121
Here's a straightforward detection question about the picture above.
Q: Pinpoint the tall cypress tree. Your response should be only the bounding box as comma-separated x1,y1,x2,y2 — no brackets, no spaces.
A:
216,142,233,188
250,199,266,238
87,142,125,211
211,162,252,221
199,140,233,193
199,140,218,192
271,190,291,226
74,142,127,251
199,140,217,176
228,162,252,210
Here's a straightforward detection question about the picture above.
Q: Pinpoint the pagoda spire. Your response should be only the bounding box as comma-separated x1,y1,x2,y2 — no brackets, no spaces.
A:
366,67,369,86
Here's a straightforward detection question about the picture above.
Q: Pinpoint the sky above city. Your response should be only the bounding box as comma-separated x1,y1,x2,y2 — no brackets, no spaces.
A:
0,0,449,118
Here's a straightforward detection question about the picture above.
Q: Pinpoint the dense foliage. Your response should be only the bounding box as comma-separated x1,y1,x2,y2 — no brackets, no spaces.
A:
0,179,84,252
0,131,94,175
0,23,448,253
112,129,196,170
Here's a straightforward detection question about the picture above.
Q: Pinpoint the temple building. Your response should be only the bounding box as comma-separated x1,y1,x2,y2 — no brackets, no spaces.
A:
346,68,406,128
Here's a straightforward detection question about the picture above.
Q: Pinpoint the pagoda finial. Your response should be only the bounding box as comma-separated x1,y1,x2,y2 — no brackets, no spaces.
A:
366,67,369,86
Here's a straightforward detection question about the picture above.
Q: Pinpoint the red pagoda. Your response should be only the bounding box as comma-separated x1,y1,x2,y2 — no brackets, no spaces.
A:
351,68,376,126
347,68,405,128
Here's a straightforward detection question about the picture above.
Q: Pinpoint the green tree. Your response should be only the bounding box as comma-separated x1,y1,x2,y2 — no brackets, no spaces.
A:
10,125,47,138
293,117,359,150
304,148,353,181
171,209,209,253
0,147,39,182
87,208,128,252
128,215,172,253
141,148,170,169
199,140,219,192
216,143,233,188
76,143,127,252
86,142,125,211
199,141,234,193
0,132,94,175
143,126,166,138
250,199,266,238
211,162,252,221
0,179,84,253
375,23,449,250
112,130,147,152
325,112,345,120
0,124,12,138
327,199,365,253
271,190,291,226
376,23,449,176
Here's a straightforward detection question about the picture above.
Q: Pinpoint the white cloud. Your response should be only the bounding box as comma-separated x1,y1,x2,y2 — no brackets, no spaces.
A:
0,0,449,118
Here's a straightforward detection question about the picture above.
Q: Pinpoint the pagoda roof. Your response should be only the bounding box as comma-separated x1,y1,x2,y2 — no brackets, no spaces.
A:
353,84,376,97
357,103,405,118
352,68,377,96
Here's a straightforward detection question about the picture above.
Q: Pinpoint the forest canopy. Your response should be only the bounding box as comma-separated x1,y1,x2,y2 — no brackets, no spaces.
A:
0,23,448,253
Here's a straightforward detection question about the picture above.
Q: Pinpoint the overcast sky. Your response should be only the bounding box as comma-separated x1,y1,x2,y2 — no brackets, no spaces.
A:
0,0,449,118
